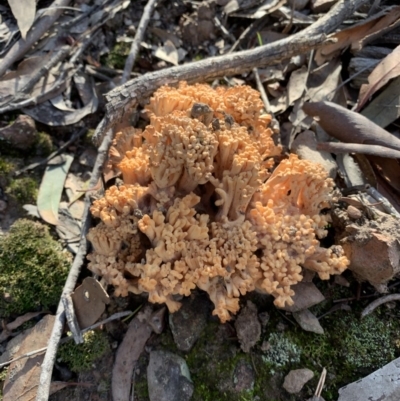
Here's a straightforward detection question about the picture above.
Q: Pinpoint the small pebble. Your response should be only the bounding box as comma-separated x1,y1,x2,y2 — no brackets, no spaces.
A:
347,205,362,220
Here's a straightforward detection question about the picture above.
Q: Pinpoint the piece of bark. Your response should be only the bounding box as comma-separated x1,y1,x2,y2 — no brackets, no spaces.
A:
303,101,400,151
341,216,400,289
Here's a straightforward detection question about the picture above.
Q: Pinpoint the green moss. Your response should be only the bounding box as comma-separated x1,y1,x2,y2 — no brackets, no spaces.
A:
6,176,39,204
34,132,54,157
0,367,8,401
57,330,110,373
0,367,8,382
0,158,16,175
280,307,400,401
340,314,396,370
0,219,71,317
103,42,131,69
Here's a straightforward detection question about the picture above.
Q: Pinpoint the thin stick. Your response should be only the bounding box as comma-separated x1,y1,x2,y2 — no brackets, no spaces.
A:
121,0,158,84
361,294,400,318
14,127,87,176
253,67,271,112
253,67,280,134
94,0,369,145
315,367,327,397
0,0,71,78
317,142,400,159
81,311,133,333
62,294,83,344
35,129,114,401
366,186,400,218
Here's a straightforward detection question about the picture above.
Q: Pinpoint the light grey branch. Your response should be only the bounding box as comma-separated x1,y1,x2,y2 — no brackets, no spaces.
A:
93,0,370,145
121,0,158,84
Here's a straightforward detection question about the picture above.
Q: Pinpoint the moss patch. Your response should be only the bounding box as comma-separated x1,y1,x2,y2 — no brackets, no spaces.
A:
57,330,110,373
6,176,39,204
0,219,71,317
103,42,131,69
34,132,54,157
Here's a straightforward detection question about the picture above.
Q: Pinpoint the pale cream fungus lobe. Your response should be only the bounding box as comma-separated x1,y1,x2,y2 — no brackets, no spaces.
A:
86,82,349,322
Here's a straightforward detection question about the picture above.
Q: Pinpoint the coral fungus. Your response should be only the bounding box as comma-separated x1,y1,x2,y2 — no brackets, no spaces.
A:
87,82,349,322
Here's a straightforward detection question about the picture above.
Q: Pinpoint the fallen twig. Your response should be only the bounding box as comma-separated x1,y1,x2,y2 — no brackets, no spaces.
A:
94,0,370,145
365,186,400,218
121,0,159,84
0,0,71,78
253,67,279,134
62,294,83,344
317,142,400,159
35,129,114,401
14,127,87,176
314,367,327,398
361,294,400,317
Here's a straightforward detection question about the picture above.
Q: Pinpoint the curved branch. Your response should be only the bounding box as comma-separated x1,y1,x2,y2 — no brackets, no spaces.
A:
93,0,370,144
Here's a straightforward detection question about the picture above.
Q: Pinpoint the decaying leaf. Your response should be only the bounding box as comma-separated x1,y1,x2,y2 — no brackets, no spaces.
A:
316,7,400,64
291,130,337,177
2,315,55,401
7,0,36,39
287,66,308,107
0,311,47,343
302,101,400,151
56,204,82,253
71,277,110,329
37,154,74,225
112,306,165,401
357,45,400,110
22,74,98,126
361,76,400,128
0,55,54,103
154,40,179,66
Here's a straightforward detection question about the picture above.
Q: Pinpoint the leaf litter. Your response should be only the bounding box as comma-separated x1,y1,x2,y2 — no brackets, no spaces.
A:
1,0,400,400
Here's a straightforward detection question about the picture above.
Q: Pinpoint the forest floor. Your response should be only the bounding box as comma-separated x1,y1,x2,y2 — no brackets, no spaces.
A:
1,0,400,400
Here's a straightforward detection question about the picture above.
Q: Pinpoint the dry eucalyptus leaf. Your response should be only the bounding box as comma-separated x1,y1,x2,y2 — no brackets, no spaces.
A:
22,78,98,126
316,6,400,64
154,40,179,66
112,307,165,401
302,101,400,151
37,154,74,225
71,277,110,329
7,0,36,39
358,45,400,110
0,311,47,343
287,66,308,107
360,76,400,129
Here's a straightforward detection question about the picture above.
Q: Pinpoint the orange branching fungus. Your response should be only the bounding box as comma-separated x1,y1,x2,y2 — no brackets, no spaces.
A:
87,82,349,322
